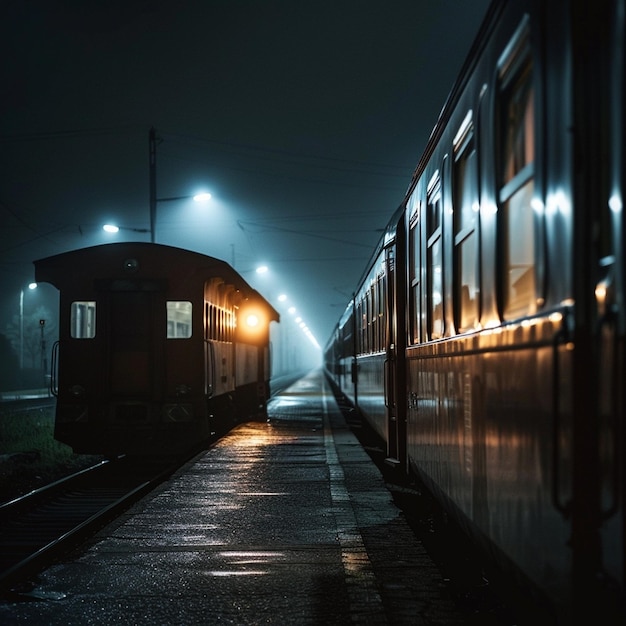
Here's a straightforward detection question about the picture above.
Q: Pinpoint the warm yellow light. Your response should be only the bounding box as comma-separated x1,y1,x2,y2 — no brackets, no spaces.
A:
246,314,260,328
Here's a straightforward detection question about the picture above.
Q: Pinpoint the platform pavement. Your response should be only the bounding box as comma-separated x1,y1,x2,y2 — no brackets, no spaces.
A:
0,370,472,625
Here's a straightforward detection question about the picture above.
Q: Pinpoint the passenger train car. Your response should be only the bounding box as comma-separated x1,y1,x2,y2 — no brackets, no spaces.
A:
325,0,624,622
36,242,279,457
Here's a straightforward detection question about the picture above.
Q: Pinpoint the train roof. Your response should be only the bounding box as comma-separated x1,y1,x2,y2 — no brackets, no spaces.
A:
340,0,502,312
34,242,280,322
405,0,502,195
353,204,404,293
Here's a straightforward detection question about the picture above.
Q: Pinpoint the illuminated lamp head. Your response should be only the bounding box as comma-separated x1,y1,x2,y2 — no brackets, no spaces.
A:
236,304,269,345
246,313,260,328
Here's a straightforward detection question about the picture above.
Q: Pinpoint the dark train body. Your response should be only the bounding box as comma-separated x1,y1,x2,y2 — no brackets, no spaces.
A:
36,242,278,457
325,0,624,622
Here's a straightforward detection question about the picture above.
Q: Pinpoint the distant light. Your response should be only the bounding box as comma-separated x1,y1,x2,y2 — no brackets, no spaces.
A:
609,194,622,213
256,265,269,274
103,224,120,233
287,306,296,314
28,282,37,290
295,316,302,323
277,294,287,302
193,192,212,203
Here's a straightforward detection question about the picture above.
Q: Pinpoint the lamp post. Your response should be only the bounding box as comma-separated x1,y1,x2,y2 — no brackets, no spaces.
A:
19,282,37,371
149,126,211,243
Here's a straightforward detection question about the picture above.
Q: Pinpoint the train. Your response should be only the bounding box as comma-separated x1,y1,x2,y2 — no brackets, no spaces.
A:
35,242,279,457
324,0,624,623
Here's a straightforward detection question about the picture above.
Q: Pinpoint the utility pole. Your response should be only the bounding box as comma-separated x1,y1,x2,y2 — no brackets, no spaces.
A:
149,126,157,243
39,319,47,391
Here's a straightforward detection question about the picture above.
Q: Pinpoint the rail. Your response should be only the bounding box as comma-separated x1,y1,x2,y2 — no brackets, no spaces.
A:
0,457,176,595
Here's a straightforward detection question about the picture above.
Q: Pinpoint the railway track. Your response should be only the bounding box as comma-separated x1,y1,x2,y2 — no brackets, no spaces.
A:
0,457,180,596
0,377,295,597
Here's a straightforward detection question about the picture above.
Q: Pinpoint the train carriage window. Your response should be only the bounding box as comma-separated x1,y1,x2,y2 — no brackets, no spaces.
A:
453,112,480,332
359,299,366,354
70,301,96,338
368,283,378,352
167,301,192,338
363,291,369,353
408,198,422,344
498,30,536,320
377,274,385,350
427,172,444,339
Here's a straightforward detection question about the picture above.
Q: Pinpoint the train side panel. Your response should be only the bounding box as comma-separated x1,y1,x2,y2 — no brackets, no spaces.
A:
405,323,573,610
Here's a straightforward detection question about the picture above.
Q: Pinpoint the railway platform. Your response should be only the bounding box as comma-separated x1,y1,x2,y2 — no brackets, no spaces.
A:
0,370,475,625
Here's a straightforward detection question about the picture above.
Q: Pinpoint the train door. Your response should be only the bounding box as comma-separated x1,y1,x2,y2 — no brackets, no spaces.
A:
106,288,163,407
385,241,407,468
384,245,398,462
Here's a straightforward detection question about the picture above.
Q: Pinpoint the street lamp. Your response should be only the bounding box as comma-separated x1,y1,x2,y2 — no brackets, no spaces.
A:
149,126,211,243
103,224,150,234
20,282,37,370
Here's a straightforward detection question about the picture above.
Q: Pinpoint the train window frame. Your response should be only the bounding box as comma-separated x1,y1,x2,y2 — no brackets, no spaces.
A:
452,111,481,333
166,301,192,339
377,273,385,350
427,171,444,340
70,301,96,339
408,195,422,345
360,298,364,354
497,21,537,321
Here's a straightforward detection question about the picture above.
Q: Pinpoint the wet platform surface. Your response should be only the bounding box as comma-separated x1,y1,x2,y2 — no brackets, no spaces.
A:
0,370,471,625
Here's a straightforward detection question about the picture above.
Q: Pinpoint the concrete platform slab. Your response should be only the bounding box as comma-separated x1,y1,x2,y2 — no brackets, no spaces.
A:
0,370,468,625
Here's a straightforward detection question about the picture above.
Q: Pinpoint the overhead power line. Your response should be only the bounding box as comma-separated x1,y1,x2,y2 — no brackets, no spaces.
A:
0,125,142,143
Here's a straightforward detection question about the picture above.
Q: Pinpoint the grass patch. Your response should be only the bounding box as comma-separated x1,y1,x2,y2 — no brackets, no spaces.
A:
0,407,71,462
0,406,101,502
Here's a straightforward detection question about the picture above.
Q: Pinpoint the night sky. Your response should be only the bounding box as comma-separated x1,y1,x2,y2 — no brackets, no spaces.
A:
0,0,491,358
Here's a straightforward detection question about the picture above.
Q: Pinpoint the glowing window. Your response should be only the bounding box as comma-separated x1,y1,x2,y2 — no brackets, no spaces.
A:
499,42,535,320
167,301,192,338
453,119,480,333
429,236,444,339
408,198,422,345
427,173,444,340
71,301,96,338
